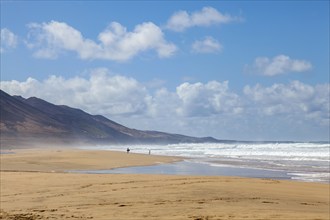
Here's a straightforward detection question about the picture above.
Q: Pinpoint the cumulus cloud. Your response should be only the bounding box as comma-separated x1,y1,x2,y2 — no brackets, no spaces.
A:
166,7,236,32
1,28,18,52
26,21,177,61
246,55,312,76
192,36,222,53
175,81,242,117
0,70,242,118
1,71,328,139
145,87,180,117
1,69,149,115
146,81,243,118
244,81,329,125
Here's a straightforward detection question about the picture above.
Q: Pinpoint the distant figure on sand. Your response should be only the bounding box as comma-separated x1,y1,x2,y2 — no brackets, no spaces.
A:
126,148,130,154
149,149,151,155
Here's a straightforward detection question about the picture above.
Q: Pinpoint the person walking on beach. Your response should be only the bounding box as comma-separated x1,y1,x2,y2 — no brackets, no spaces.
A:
126,147,130,154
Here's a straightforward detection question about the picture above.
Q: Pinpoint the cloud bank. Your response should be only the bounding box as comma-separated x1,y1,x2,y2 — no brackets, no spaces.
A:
26,21,177,61
244,81,329,125
1,69,148,115
1,70,328,131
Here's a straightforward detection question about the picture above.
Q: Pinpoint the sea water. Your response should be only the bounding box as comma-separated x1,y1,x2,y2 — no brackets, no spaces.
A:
81,142,329,183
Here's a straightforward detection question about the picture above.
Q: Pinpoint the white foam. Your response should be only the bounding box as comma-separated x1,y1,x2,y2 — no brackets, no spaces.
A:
289,172,330,183
81,142,330,182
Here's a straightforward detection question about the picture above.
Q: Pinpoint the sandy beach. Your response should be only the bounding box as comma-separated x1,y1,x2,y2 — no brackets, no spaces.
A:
0,148,180,172
1,149,329,220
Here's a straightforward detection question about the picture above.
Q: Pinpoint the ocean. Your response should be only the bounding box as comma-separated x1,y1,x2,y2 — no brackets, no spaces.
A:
81,142,330,183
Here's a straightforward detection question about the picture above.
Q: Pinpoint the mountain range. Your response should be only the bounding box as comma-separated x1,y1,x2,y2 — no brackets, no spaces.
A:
0,90,218,148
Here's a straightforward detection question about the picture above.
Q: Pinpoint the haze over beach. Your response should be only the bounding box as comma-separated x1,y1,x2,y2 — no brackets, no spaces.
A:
0,1,329,220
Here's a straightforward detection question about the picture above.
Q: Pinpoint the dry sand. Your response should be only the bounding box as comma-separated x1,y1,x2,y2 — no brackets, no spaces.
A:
0,148,180,172
1,149,329,220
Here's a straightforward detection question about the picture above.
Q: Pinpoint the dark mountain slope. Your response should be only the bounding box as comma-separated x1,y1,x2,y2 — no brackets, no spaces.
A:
0,91,66,135
0,90,219,147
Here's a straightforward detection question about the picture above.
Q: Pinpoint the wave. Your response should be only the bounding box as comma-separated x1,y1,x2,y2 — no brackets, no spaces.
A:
81,142,330,182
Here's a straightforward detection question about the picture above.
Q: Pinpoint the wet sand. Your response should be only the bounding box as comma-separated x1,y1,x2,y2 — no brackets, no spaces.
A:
1,149,329,220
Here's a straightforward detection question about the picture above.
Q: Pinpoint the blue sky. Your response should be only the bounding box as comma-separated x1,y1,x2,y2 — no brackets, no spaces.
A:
1,1,329,141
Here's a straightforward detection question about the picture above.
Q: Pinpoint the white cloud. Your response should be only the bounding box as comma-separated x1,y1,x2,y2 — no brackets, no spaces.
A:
175,81,243,117
145,87,180,118
26,21,177,61
145,81,243,118
246,55,312,76
1,71,328,140
243,81,329,125
166,7,236,32
192,36,222,53
1,69,149,115
0,70,242,118
1,28,18,52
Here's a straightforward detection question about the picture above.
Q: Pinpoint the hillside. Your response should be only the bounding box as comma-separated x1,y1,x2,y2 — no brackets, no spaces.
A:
0,90,218,148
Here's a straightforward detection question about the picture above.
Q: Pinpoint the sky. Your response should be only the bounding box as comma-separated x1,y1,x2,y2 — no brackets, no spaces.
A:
0,1,329,141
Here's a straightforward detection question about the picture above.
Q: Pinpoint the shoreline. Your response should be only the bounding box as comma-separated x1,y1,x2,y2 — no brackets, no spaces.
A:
67,160,298,182
1,147,329,183
1,148,329,219
80,142,330,183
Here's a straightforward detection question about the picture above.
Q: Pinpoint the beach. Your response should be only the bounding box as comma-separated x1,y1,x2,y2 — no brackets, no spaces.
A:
1,149,329,220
